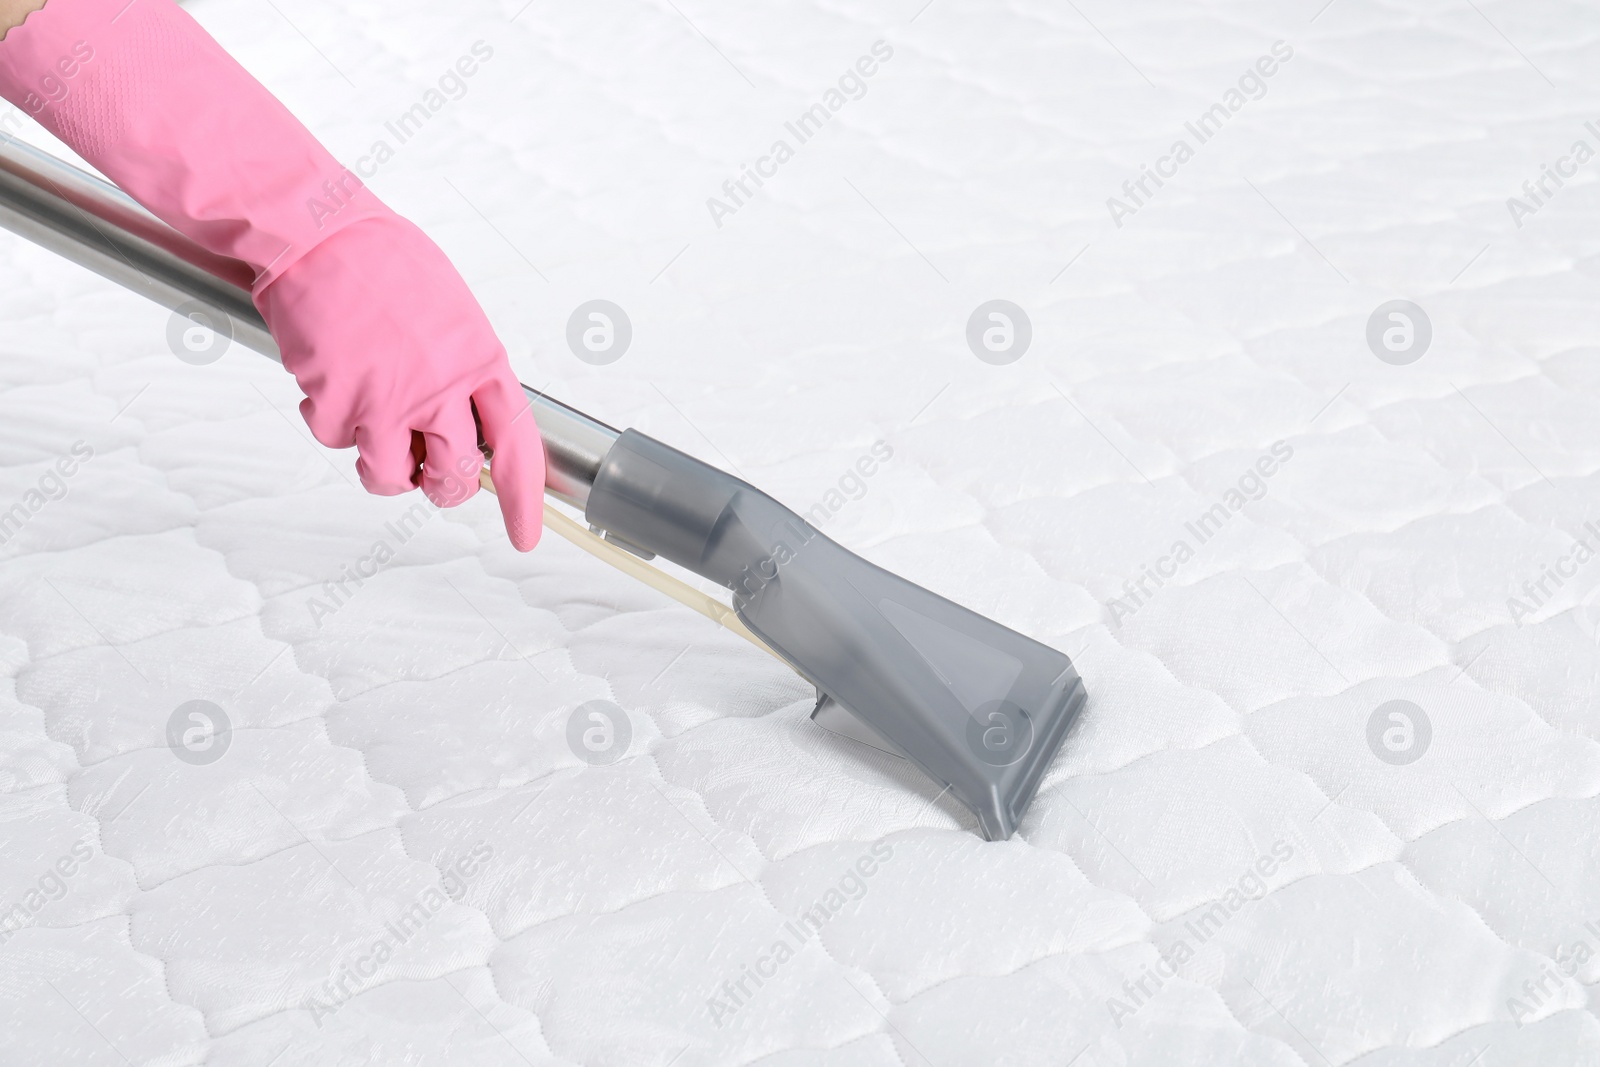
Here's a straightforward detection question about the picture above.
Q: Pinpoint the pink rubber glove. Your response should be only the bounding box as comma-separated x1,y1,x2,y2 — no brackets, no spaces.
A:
0,0,544,549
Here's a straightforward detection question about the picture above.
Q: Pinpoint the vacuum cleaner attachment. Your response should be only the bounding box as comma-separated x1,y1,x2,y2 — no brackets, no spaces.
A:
0,137,1087,839
587,430,1085,840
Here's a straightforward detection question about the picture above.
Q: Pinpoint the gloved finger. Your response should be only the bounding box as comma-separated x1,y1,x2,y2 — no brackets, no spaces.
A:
298,395,357,450
352,423,421,496
472,373,544,552
417,401,484,508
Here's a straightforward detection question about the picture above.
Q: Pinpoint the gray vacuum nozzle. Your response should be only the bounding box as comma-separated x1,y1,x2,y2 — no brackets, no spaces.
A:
0,138,1089,835
585,430,1087,840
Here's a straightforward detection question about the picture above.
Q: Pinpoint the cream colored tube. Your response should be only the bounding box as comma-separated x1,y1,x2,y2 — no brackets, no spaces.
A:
478,467,783,663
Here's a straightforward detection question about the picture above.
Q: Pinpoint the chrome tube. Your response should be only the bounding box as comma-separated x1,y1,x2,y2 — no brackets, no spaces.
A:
0,137,617,509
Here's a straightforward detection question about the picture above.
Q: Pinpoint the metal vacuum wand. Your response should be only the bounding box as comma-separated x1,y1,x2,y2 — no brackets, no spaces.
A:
0,134,1089,841
0,136,615,510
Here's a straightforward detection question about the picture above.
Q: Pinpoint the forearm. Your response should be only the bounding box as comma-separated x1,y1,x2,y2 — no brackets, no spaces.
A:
0,0,546,547
0,0,47,38
0,0,385,289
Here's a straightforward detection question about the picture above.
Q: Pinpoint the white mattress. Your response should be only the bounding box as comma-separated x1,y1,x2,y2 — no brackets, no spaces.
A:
2,0,1598,1063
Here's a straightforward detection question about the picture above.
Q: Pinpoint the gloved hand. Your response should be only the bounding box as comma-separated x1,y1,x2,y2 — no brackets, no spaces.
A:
0,0,543,549
257,214,544,548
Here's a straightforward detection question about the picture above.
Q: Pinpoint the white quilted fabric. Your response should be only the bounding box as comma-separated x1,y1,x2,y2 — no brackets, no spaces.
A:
2,0,1598,1063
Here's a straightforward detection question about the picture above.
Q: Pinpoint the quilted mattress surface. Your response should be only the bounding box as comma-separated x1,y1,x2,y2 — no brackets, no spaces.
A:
2,0,1598,1063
